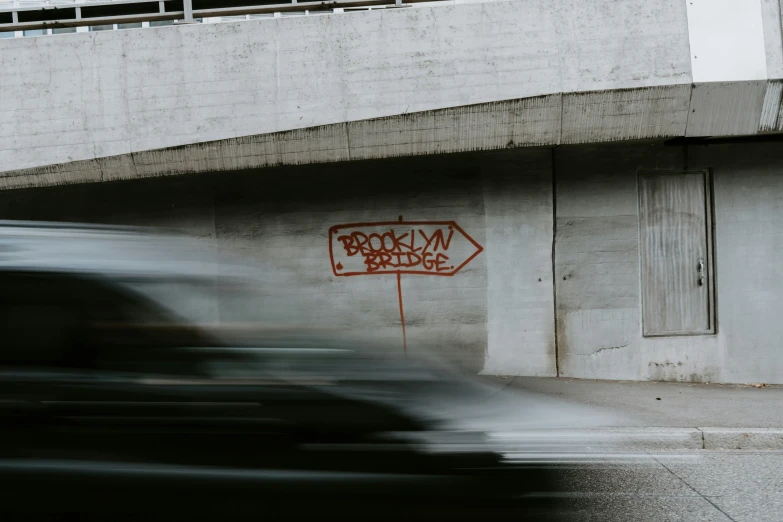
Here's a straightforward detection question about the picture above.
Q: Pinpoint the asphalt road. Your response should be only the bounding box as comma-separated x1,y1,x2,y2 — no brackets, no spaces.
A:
550,451,783,521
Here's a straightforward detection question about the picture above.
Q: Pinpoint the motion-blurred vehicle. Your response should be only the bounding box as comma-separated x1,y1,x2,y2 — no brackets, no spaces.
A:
0,221,562,521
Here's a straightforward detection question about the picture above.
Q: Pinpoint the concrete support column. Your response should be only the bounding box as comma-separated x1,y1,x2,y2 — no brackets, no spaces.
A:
480,150,556,377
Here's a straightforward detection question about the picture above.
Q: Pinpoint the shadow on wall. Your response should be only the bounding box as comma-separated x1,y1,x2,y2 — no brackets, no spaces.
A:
0,152,492,372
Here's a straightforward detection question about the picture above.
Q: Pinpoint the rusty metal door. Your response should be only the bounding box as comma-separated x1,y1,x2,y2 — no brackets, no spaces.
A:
638,170,714,336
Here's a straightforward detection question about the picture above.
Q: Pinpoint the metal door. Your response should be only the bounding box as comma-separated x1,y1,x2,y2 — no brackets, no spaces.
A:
638,170,714,336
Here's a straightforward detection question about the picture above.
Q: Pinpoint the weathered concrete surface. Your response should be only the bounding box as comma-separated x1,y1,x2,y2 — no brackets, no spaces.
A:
493,376,783,428
555,141,783,384
497,427,706,451
3,0,783,190
497,427,783,451
445,376,783,450
7,80,783,191
0,87,699,190
481,150,555,376
0,152,514,372
555,142,685,379
6,140,783,383
693,142,783,384
0,96,560,190
0,0,693,174
701,428,783,450
685,81,769,137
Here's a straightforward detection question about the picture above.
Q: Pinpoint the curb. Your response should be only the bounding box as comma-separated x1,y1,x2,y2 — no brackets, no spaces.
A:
489,427,783,452
700,427,783,450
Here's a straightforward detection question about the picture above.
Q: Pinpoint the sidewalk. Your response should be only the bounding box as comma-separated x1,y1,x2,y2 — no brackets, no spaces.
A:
476,376,783,450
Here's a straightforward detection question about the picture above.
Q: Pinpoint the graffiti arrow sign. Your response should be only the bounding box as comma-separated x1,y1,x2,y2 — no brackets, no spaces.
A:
329,217,484,352
329,219,483,277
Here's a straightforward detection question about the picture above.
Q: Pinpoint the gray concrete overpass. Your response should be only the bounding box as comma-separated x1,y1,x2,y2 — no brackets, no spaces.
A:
2,0,783,384
2,0,783,187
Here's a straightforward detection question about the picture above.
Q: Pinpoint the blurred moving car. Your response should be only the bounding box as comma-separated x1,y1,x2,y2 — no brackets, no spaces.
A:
0,221,562,521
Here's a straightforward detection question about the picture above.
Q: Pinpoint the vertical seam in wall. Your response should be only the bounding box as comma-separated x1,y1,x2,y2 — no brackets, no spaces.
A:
129,151,137,177
344,123,352,161
553,92,564,377
551,146,560,377
685,83,695,137
558,93,564,146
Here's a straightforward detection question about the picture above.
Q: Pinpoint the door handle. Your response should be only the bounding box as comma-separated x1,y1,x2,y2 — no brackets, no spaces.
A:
697,259,705,287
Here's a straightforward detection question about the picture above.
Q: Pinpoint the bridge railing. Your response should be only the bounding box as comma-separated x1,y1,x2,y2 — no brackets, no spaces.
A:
0,0,437,34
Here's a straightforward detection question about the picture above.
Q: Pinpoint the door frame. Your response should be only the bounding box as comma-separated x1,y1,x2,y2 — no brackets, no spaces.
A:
636,168,717,337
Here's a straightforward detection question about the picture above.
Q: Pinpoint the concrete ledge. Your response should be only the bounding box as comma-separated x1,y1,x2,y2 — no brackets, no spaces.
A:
0,87,687,191
595,428,705,451
700,428,783,450
3,80,781,191
490,428,704,453
491,428,783,452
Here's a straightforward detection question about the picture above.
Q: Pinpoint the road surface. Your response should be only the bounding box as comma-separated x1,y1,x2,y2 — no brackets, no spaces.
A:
552,451,783,521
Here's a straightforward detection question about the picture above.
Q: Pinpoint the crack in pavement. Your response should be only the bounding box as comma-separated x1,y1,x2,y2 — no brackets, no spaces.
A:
652,455,738,522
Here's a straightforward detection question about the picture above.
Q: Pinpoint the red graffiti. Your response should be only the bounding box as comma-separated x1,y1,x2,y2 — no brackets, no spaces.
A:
329,218,484,354
329,219,483,277
337,228,454,273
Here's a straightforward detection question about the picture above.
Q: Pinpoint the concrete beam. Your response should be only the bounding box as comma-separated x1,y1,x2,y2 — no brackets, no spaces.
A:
0,86,694,190
5,80,783,191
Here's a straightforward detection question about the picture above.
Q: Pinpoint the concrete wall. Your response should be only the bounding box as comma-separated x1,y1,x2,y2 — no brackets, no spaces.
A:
3,141,783,383
0,150,556,374
556,141,783,384
692,142,783,383
482,151,555,375
555,143,690,379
